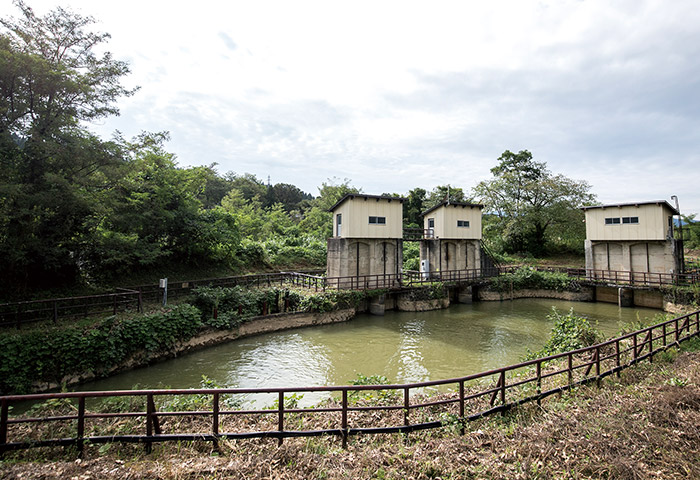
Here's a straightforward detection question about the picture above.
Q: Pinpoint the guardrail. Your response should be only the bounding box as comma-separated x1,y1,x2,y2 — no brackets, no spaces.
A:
2,310,697,454
0,271,328,329
2,265,697,329
0,289,141,329
533,266,700,288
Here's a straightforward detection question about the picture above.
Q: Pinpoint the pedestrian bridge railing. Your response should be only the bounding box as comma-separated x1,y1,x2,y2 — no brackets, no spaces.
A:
2,266,697,328
533,266,700,288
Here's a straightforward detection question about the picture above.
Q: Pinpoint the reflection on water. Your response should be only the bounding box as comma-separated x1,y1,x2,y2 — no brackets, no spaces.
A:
77,299,661,406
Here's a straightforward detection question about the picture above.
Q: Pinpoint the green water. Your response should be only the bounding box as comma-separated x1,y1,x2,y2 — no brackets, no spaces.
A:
75,299,661,406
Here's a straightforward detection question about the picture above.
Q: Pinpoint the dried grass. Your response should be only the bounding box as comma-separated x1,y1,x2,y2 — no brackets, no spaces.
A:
2,351,699,479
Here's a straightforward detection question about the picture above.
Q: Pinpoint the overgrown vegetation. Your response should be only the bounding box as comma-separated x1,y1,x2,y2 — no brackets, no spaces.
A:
0,285,390,394
348,374,400,404
661,283,700,308
0,305,201,394
489,266,581,293
2,342,698,479
526,307,601,359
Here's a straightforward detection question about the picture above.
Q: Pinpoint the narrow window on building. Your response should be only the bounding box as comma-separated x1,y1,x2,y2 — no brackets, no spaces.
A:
457,220,470,227
428,218,435,228
622,217,639,224
605,217,621,225
369,216,386,225
336,214,342,236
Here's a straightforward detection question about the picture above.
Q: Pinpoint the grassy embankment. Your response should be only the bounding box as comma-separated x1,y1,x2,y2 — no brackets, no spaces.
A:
1,337,698,479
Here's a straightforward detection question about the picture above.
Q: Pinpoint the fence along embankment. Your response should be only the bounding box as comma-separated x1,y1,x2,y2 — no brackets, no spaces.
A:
1,309,697,453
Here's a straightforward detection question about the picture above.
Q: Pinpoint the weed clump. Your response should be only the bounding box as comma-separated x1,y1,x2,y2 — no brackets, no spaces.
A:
526,307,601,359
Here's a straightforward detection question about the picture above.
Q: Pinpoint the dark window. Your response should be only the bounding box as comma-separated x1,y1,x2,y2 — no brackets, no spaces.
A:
622,216,639,224
428,218,434,228
605,217,621,225
369,216,386,225
457,220,470,227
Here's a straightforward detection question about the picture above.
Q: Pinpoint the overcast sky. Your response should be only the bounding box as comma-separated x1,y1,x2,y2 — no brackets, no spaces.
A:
6,0,700,215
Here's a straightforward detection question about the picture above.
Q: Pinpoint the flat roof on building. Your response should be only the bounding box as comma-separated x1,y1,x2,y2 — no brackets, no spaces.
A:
581,200,679,215
328,194,406,212
421,201,484,217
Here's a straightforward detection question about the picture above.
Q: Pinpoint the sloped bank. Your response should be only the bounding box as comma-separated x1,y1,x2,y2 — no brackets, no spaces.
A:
176,308,356,355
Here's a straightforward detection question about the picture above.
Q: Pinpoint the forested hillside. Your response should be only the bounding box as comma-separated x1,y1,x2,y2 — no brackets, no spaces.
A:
0,2,594,299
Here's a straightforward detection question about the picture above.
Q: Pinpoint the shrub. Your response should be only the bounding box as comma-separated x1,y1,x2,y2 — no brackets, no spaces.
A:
192,286,280,327
261,235,327,266
490,267,580,293
0,305,202,395
297,289,368,313
348,374,399,404
526,307,601,360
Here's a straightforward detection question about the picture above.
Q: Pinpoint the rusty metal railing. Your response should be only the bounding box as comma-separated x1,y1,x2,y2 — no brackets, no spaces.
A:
2,310,697,454
0,289,142,329
2,266,697,328
532,266,700,288
403,228,435,240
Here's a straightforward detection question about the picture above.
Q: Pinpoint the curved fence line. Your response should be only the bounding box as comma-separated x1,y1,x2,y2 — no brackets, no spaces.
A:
3,265,698,328
1,310,698,454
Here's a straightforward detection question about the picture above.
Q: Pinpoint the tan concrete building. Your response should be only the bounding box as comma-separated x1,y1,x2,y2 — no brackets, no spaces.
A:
420,202,483,273
582,201,682,275
326,194,405,280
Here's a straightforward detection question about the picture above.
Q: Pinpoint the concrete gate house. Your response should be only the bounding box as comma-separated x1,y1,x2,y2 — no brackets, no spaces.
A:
420,201,483,276
582,200,683,277
326,194,405,287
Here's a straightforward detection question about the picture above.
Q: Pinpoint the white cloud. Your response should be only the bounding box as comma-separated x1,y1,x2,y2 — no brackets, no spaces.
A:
7,0,700,214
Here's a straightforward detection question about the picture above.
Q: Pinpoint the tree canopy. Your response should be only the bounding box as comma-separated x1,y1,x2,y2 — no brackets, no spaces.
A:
0,3,609,297
473,150,596,255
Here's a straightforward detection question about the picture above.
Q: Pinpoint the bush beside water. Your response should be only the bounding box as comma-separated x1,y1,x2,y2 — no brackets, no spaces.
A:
490,267,581,293
0,287,381,394
0,305,201,395
526,307,601,360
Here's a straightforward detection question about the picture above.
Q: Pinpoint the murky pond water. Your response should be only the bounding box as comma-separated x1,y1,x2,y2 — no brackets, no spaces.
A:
75,299,661,406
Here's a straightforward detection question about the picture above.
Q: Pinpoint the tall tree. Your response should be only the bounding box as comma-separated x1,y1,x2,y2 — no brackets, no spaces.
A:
87,133,240,278
424,185,468,211
298,178,360,239
0,1,136,292
403,187,427,227
473,150,595,255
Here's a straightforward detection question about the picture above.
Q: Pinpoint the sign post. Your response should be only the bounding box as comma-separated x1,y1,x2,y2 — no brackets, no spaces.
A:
159,278,168,306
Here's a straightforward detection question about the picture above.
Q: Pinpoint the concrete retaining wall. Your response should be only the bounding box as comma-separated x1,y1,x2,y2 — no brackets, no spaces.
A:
633,290,664,309
32,309,357,393
477,287,594,302
396,296,450,312
595,286,620,304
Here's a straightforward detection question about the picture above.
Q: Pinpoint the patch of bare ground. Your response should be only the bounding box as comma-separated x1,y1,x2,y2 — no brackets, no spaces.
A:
2,348,699,479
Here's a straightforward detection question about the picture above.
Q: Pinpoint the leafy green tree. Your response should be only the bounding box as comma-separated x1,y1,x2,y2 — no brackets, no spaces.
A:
87,133,240,278
229,173,267,204
403,187,427,227
270,183,312,212
198,164,234,209
0,1,135,292
681,214,700,250
424,185,468,211
473,150,595,256
298,178,360,238
221,188,265,239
